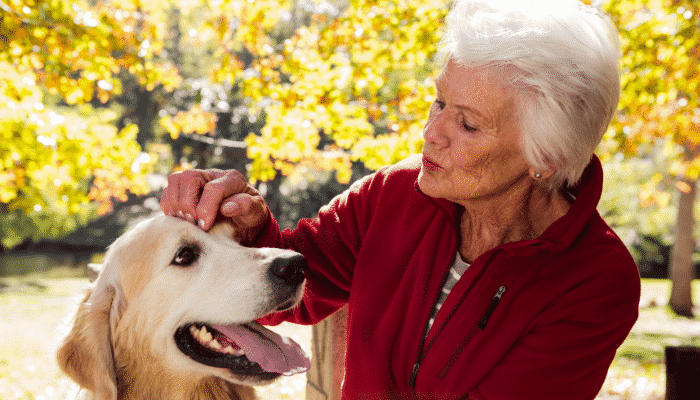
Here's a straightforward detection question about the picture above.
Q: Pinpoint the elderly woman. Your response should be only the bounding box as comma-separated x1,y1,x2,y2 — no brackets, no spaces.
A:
160,0,640,398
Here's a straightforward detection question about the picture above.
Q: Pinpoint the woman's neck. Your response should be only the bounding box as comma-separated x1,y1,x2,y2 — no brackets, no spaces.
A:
456,181,570,263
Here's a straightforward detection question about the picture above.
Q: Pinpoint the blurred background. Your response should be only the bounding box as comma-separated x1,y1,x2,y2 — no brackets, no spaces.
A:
1,0,699,398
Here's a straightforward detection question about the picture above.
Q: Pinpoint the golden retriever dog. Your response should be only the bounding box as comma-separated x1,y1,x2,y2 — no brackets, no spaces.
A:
57,215,310,400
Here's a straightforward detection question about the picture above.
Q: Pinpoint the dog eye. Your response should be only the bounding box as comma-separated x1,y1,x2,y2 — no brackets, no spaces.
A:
172,245,199,267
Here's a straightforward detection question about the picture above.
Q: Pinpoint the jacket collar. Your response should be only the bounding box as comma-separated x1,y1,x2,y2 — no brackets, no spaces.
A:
413,155,604,254
535,155,603,252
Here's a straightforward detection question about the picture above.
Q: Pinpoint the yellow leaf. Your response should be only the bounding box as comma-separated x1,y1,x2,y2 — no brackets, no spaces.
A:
160,115,181,139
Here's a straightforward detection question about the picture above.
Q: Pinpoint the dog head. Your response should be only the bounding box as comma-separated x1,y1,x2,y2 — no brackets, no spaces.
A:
56,215,309,399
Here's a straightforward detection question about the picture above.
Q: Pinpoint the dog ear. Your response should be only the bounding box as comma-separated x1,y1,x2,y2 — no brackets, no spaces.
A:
209,220,241,243
57,277,119,400
87,263,102,283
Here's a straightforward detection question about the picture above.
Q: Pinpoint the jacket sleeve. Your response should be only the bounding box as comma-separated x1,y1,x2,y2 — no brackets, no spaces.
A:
255,174,376,326
469,255,641,400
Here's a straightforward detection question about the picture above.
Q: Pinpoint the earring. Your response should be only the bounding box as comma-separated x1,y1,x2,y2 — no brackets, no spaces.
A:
534,172,543,179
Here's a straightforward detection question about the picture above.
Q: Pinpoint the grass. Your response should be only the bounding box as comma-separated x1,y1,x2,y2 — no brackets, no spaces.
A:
1,274,698,400
0,275,87,400
595,279,700,400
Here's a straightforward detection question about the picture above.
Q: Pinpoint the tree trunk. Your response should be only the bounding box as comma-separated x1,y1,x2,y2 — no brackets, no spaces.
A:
135,87,154,147
669,177,697,317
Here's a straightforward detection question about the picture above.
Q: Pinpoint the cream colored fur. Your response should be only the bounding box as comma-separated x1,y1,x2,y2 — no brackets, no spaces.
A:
57,215,303,400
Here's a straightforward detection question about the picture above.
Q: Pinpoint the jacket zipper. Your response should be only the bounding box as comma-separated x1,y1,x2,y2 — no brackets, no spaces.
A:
410,283,507,387
409,185,461,390
437,285,507,379
409,264,453,388
409,186,502,390
408,251,502,389
478,285,506,329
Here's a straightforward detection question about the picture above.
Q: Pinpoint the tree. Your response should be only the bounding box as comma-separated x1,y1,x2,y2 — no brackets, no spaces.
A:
603,0,699,316
0,0,180,248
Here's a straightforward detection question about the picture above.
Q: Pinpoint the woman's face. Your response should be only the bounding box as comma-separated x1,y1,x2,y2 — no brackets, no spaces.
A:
418,60,532,204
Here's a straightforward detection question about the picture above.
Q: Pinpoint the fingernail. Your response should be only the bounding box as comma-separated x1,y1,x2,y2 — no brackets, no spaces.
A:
198,219,206,229
177,210,184,218
222,201,238,214
185,213,195,223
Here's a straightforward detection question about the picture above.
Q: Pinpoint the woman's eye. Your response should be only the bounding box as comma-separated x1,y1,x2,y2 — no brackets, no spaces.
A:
431,99,478,132
462,122,478,132
172,245,199,267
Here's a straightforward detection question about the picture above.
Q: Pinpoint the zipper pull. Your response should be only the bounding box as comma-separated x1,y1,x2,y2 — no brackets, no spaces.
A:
478,286,506,329
409,363,420,388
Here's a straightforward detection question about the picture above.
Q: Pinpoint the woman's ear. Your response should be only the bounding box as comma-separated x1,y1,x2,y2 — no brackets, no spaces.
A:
529,168,555,180
56,276,120,400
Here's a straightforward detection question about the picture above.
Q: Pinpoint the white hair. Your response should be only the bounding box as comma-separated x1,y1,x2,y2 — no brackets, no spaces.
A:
437,0,621,189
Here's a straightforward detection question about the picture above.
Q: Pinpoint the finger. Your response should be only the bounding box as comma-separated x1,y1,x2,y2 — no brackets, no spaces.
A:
160,171,183,216
220,193,269,243
177,171,209,224
171,169,228,224
221,193,268,227
196,170,250,230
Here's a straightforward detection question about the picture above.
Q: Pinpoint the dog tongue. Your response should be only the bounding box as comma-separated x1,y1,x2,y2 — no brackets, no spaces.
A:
212,322,310,375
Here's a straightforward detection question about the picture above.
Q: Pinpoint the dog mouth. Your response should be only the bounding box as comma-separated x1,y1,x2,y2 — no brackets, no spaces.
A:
174,321,310,380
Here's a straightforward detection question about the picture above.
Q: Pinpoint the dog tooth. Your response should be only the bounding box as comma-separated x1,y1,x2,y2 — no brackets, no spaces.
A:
194,328,209,345
223,345,234,354
209,339,222,350
201,326,213,342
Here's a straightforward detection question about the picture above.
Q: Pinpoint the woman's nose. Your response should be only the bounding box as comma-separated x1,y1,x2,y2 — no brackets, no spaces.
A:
423,110,449,147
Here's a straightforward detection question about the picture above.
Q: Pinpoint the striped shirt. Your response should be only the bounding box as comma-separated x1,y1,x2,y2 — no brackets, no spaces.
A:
425,252,471,336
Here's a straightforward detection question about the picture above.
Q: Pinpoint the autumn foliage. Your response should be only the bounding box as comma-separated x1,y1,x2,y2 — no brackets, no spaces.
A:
604,0,699,181
0,0,175,246
200,0,445,184
1,0,699,263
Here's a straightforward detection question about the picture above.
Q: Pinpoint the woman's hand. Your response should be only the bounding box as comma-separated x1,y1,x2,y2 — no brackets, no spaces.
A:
160,169,269,241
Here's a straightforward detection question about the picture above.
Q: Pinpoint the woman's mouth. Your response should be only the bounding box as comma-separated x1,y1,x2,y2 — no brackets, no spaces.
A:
422,156,441,171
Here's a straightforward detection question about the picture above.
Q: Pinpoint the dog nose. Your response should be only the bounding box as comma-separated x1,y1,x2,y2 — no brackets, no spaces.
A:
268,254,306,287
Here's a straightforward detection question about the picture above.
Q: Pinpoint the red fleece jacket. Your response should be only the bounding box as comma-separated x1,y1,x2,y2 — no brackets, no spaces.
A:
257,154,640,400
